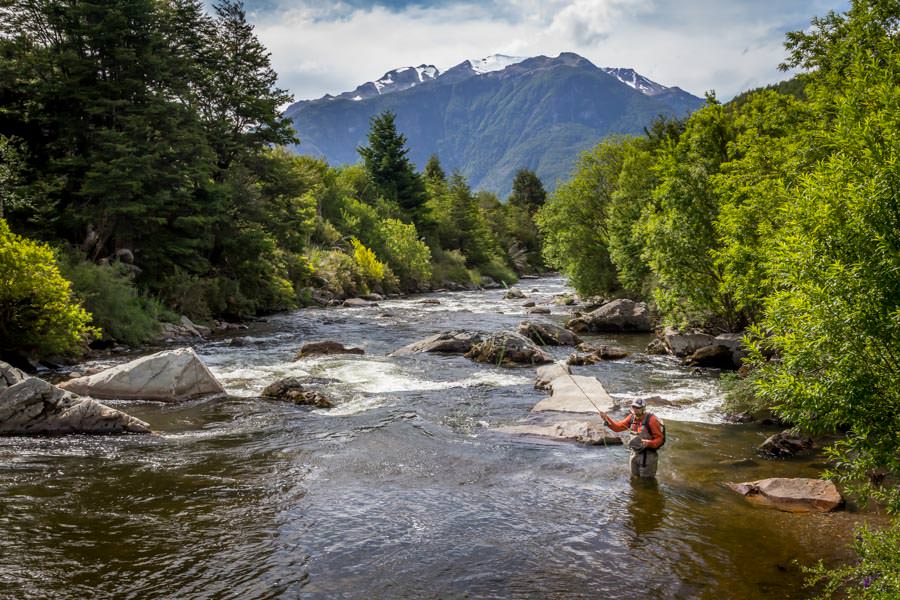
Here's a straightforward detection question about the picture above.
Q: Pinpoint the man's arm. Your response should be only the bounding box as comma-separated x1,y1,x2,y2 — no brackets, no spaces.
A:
601,413,632,433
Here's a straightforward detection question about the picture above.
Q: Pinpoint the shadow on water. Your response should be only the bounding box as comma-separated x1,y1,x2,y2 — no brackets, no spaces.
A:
0,278,881,599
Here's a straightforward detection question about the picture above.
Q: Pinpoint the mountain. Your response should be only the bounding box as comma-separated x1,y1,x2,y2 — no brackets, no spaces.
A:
284,52,704,196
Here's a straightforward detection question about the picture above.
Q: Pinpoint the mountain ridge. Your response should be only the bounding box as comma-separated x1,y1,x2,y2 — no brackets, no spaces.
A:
285,52,705,196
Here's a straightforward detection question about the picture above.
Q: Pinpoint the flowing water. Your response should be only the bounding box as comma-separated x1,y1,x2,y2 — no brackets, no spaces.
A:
0,278,873,599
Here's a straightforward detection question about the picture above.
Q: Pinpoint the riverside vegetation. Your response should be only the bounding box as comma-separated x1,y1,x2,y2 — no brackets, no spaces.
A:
535,1,900,595
1,0,897,597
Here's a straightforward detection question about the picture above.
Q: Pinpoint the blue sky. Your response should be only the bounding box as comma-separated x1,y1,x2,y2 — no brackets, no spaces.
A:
242,0,851,102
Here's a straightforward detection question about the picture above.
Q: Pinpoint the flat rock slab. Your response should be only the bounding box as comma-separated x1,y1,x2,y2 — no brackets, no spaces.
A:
60,347,225,402
494,421,622,445
726,478,843,513
534,362,571,390
1,377,150,435
532,375,615,413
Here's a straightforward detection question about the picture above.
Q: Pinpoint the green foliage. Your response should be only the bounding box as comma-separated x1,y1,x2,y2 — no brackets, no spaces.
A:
804,521,900,599
357,111,428,227
535,138,627,296
308,248,365,298
507,169,547,213
0,220,96,357
430,249,477,287
58,254,163,346
377,218,432,289
351,238,385,292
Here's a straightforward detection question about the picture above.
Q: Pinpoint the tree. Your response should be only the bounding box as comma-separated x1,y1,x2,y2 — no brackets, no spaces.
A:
535,138,628,296
423,154,446,183
507,169,547,213
357,111,428,226
0,219,97,358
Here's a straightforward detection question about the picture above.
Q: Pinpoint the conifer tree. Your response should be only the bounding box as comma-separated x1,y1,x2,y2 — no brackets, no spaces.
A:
508,169,547,213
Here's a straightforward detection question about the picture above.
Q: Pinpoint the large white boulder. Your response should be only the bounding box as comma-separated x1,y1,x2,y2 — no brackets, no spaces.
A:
726,478,843,513
565,299,652,333
0,375,150,435
59,347,225,402
663,327,716,357
534,362,571,390
532,375,615,413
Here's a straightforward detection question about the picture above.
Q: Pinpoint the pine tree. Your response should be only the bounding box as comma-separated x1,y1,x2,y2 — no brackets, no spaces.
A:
357,111,428,225
507,169,547,213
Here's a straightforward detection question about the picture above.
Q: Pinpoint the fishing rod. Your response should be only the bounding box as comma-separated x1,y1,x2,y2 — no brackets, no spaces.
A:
563,371,612,446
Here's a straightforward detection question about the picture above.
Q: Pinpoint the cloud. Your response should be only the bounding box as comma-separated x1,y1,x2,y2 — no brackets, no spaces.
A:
248,0,849,102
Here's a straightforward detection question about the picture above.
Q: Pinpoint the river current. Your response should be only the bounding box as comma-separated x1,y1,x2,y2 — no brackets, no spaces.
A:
0,278,869,599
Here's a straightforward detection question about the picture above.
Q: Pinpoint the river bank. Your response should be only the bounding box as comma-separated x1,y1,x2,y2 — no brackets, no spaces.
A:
1,277,883,599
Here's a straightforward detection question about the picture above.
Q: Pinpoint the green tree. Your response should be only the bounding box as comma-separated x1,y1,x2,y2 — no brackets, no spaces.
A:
535,138,628,296
0,220,97,358
507,168,547,213
357,111,428,226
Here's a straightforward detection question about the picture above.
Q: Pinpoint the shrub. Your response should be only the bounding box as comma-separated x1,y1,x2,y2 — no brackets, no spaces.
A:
0,220,97,358
377,218,431,290
59,254,163,346
477,257,518,287
431,249,474,287
308,247,365,297
351,238,385,291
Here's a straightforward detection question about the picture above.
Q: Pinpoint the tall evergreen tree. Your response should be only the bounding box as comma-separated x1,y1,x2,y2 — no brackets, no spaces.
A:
507,169,547,213
357,111,428,225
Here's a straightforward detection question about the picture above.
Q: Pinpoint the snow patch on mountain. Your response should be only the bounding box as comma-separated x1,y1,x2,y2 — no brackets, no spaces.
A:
468,54,526,74
602,67,669,96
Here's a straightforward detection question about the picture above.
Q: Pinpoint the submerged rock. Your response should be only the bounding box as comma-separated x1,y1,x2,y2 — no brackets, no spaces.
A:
261,377,334,408
0,374,150,435
464,331,551,366
342,298,376,308
60,348,225,402
494,420,623,445
295,341,365,359
391,331,483,356
532,375,615,413
517,321,581,346
504,288,526,299
726,478,843,513
565,299,652,333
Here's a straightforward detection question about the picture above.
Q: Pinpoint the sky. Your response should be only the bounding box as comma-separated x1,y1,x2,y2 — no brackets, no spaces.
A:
242,0,851,103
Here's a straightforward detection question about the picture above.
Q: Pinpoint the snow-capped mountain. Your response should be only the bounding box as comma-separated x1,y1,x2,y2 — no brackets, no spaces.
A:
285,53,704,195
326,64,440,102
602,67,670,96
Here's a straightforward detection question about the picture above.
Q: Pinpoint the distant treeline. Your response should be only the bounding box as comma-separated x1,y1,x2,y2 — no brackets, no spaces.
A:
0,1,545,355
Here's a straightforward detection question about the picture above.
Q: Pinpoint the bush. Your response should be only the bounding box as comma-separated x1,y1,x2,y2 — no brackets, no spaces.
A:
59,254,164,346
351,238,385,292
477,257,518,287
0,220,97,358
377,218,432,290
431,249,474,287
804,521,900,599
308,247,365,297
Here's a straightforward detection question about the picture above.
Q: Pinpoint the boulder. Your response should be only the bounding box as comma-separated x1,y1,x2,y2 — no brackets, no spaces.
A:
0,376,150,435
1,362,28,390
532,375,615,413
261,377,334,408
714,333,748,367
310,289,334,306
180,315,204,338
361,293,384,302
391,331,483,356
465,331,552,366
684,344,736,369
526,306,551,315
494,420,623,445
535,362,571,390
646,338,668,355
522,301,536,308
576,342,630,360
417,299,441,305
504,288,526,300
758,430,814,458
565,299,652,333
663,328,716,357
726,478,843,513
567,352,601,366
554,295,577,306
517,321,581,346
295,341,365,359
59,347,226,402
342,298,376,308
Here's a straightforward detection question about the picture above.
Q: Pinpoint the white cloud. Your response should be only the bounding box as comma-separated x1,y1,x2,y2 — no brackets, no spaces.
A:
250,0,848,102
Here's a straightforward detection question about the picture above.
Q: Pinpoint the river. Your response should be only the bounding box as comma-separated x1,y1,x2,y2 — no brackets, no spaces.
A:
0,277,870,599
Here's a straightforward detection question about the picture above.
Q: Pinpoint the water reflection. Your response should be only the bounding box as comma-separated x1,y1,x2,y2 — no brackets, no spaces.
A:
627,478,666,538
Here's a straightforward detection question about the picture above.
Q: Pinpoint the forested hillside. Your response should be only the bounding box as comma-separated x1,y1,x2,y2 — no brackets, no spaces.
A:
536,2,900,590
0,0,545,362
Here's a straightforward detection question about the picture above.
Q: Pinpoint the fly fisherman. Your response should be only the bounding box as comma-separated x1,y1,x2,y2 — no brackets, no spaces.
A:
600,398,664,478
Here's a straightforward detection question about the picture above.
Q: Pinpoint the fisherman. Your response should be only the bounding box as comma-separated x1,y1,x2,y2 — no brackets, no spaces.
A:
600,398,664,478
